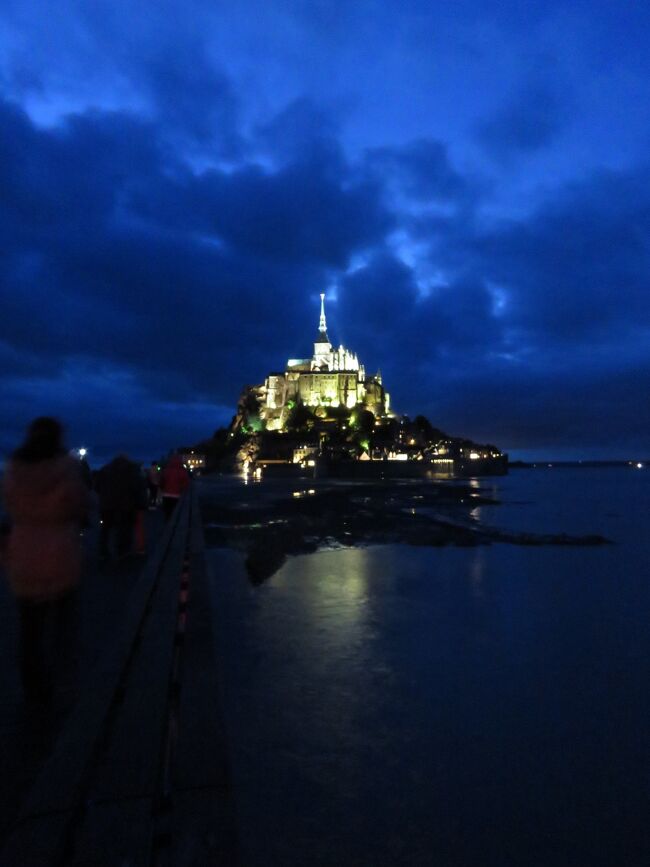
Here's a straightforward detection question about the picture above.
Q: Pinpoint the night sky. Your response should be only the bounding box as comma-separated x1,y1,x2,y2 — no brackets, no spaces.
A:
1,1,649,463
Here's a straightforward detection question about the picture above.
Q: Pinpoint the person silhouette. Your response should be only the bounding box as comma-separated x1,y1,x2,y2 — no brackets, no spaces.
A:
94,453,146,559
160,455,190,520
3,417,89,703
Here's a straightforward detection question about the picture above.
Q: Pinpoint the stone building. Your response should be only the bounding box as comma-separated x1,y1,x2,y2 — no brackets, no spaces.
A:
259,294,391,431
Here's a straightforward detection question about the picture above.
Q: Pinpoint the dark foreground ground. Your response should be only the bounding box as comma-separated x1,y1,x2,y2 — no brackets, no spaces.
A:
0,511,163,844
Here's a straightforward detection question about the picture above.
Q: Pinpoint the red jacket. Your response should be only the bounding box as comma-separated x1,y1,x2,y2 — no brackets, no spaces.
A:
161,457,190,498
4,454,89,600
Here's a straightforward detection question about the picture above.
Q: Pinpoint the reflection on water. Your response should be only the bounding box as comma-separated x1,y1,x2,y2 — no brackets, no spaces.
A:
209,468,650,867
468,478,483,521
468,546,485,598
272,546,374,637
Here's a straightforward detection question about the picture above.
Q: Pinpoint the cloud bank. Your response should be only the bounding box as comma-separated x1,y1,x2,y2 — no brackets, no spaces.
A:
1,1,649,461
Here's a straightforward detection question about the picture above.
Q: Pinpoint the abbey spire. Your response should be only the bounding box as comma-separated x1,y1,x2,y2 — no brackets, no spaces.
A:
317,293,329,341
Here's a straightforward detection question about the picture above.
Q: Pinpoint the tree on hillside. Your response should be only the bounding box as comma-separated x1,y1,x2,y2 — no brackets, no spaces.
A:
285,400,314,432
351,407,375,436
378,417,400,438
238,388,264,433
211,426,230,444
414,414,448,444
326,404,349,430
201,426,240,470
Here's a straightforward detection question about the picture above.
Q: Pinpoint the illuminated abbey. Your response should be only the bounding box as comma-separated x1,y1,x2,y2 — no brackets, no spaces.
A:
259,294,391,431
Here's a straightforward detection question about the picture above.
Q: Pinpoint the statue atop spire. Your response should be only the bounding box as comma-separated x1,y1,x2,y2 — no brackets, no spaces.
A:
319,293,327,335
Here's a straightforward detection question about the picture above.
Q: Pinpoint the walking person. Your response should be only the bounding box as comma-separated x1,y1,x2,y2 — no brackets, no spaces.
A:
160,455,190,520
95,454,146,560
147,461,161,508
2,417,89,703
134,465,148,555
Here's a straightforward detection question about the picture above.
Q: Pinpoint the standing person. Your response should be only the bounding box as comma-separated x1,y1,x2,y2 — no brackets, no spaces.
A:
95,454,145,559
147,461,161,508
134,465,148,556
78,455,93,490
3,417,89,702
160,455,190,520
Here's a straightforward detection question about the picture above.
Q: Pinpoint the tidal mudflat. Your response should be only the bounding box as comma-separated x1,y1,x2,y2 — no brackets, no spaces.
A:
200,473,608,584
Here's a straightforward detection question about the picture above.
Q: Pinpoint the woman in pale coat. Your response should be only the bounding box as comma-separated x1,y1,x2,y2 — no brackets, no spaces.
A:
3,417,88,701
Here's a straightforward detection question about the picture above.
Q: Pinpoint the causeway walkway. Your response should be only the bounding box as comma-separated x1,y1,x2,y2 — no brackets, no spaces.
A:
0,488,238,865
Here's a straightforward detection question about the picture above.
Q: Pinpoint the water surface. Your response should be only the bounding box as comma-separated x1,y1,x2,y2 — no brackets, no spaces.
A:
206,468,650,866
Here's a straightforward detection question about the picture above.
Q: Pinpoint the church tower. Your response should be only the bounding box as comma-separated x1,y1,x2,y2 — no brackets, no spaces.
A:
313,293,333,370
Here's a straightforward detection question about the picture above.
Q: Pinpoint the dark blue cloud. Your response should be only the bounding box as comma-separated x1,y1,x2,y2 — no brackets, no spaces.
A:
255,97,342,165
0,92,391,458
365,139,469,203
130,159,389,267
1,1,649,460
139,38,243,157
338,254,501,363
429,163,650,347
475,80,569,161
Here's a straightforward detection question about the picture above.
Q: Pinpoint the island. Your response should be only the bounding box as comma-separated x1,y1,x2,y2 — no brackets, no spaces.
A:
187,294,507,479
